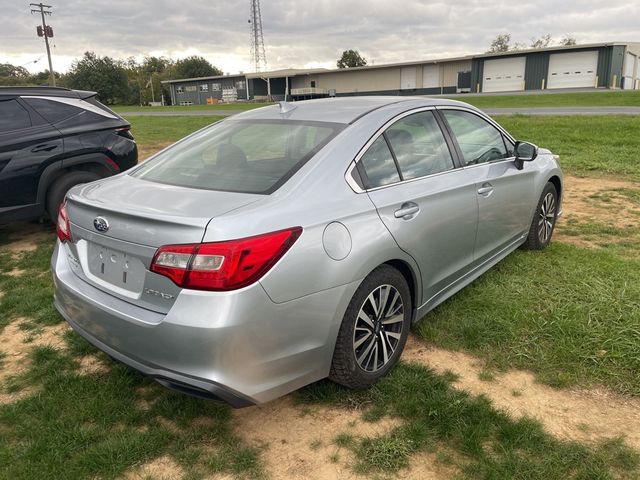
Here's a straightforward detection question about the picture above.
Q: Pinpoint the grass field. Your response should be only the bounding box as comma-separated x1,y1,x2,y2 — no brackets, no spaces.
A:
448,90,640,108
1,113,639,479
110,91,640,114
498,115,640,179
112,103,272,113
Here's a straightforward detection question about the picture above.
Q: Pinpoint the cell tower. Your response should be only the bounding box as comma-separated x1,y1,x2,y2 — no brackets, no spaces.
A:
248,0,267,72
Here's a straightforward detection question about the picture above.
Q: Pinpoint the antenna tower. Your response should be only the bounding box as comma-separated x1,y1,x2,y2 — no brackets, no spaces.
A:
248,0,267,72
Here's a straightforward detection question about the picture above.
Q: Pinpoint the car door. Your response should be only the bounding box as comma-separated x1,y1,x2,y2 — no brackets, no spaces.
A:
0,97,63,216
357,109,479,307
439,108,537,263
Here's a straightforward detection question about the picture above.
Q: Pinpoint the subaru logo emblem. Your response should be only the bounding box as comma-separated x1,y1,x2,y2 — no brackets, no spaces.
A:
93,216,109,233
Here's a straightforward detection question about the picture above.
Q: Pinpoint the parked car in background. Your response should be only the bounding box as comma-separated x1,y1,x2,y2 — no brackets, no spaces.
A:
52,96,562,407
0,86,137,224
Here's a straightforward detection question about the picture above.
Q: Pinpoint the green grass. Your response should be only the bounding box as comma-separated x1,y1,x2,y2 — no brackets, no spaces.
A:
497,115,640,179
298,365,640,479
415,242,640,396
448,90,640,108
112,103,272,113
127,115,223,148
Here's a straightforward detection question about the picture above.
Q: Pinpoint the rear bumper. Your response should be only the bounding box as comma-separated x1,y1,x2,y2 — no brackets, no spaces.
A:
52,242,359,405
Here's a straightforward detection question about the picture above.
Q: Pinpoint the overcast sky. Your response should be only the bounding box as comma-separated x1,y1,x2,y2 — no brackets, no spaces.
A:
2,0,639,74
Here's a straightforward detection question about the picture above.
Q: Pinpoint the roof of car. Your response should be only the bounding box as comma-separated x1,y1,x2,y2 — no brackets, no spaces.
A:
232,96,475,124
0,86,97,99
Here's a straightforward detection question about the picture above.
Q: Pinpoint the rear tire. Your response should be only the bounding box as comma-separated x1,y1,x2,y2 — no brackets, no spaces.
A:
522,182,558,250
329,265,411,389
46,171,100,220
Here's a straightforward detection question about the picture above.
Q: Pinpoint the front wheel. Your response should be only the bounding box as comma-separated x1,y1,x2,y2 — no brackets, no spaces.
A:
329,265,411,389
522,182,558,250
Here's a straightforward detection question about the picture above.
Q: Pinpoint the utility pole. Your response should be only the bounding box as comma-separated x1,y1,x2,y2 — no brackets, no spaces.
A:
30,3,55,86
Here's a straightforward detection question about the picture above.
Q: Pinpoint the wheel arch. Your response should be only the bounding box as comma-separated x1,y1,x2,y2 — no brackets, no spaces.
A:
547,175,562,203
37,153,115,207
382,259,420,323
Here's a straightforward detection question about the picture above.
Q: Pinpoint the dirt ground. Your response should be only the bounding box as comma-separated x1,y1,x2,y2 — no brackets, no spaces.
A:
554,174,640,248
2,174,640,479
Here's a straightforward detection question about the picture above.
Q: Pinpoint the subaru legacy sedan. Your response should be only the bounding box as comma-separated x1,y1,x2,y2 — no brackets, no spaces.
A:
52,97,562,406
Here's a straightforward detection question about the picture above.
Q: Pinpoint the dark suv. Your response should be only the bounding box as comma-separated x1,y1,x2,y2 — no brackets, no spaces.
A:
0,86,137,224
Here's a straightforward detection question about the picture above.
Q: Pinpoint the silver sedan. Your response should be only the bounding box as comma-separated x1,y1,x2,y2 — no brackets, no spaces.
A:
52,97,562,406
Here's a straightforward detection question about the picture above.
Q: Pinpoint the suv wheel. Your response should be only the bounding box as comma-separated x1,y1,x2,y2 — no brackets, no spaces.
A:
46,171,100,220
329,265,411,389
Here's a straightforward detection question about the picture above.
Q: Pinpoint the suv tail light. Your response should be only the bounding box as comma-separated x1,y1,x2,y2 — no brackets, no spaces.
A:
115,126,134,140
56,201,72,243
150,227,302,291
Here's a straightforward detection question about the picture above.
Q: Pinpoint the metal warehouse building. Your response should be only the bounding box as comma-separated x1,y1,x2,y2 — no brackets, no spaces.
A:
163,41,640,104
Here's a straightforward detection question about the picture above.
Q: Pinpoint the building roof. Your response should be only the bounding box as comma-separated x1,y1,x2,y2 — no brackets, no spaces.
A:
228,96,473,124
161,73,246,84
162,41,639,84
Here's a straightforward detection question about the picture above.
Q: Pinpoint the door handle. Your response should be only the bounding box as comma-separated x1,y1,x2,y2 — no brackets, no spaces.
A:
32,144,57,153
477,183,494,196
394,202,420,219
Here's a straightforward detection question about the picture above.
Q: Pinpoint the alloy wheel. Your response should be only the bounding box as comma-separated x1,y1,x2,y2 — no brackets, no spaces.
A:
538,192,556,244
353,284,404,372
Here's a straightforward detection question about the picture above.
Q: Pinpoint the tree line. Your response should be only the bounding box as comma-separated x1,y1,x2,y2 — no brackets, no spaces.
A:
0,52,223,105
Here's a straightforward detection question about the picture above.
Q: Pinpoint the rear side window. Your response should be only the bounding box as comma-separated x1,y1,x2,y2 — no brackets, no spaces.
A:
23,98,82,124
442,110,509,165
131,119,343,194
0,99,31,132
359,136,401,188
385,111,454,179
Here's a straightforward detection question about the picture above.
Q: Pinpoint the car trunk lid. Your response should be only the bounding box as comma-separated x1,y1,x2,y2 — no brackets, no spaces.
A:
63,174,261,312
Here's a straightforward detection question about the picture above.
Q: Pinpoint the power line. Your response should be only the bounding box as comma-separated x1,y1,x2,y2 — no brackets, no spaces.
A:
30,2,55,86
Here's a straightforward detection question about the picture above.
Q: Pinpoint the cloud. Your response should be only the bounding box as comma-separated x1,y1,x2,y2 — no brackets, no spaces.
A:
1,0,638,74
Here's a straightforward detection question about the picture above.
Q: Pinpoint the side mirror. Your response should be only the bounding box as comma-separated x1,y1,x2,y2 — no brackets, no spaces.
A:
514,141,538,170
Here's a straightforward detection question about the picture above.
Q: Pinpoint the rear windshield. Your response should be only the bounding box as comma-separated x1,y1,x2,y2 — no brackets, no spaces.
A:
131,119,344,194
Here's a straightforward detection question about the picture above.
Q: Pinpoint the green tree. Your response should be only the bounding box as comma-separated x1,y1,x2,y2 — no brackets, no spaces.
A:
487,34,512,53
170,56,222,79
0,63,30,78
337,50,367,68
559,36,577,46
530,34,552,49
65,52,129,104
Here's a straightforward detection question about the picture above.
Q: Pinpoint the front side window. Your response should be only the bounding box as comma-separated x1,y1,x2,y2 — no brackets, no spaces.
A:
200,84,209,92
176,86,184,93
131,119,343,194
442,110,509,165
385,111,454,179
0,99,31,132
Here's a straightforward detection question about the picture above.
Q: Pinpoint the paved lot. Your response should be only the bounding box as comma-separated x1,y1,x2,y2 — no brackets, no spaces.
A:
119,106,640,117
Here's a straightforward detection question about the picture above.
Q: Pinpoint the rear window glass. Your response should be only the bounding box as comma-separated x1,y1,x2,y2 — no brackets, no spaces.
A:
23,97,82,123
131,119,343,194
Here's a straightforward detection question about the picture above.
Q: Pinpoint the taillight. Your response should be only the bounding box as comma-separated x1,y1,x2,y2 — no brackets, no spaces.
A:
56,201,72,243
115,126,134,140
150,227,302,291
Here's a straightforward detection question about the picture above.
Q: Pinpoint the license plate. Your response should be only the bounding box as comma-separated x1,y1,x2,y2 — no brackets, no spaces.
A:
87,243,145,292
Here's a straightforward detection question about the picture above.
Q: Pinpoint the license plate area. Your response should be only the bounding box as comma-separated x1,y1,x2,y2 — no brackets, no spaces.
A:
87,243,145,294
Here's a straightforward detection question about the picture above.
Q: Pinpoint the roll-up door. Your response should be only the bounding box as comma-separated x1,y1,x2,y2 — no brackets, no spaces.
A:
400,67,417,89
623,52,636,90
482,57,526,93
422,65,439,88
547,51,598,89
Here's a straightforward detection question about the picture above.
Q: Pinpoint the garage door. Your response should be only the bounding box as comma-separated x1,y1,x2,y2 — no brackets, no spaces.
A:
400,67,417,89
623,52,636,90
482,57,525,93
547,51,598,89
422,65,439,88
